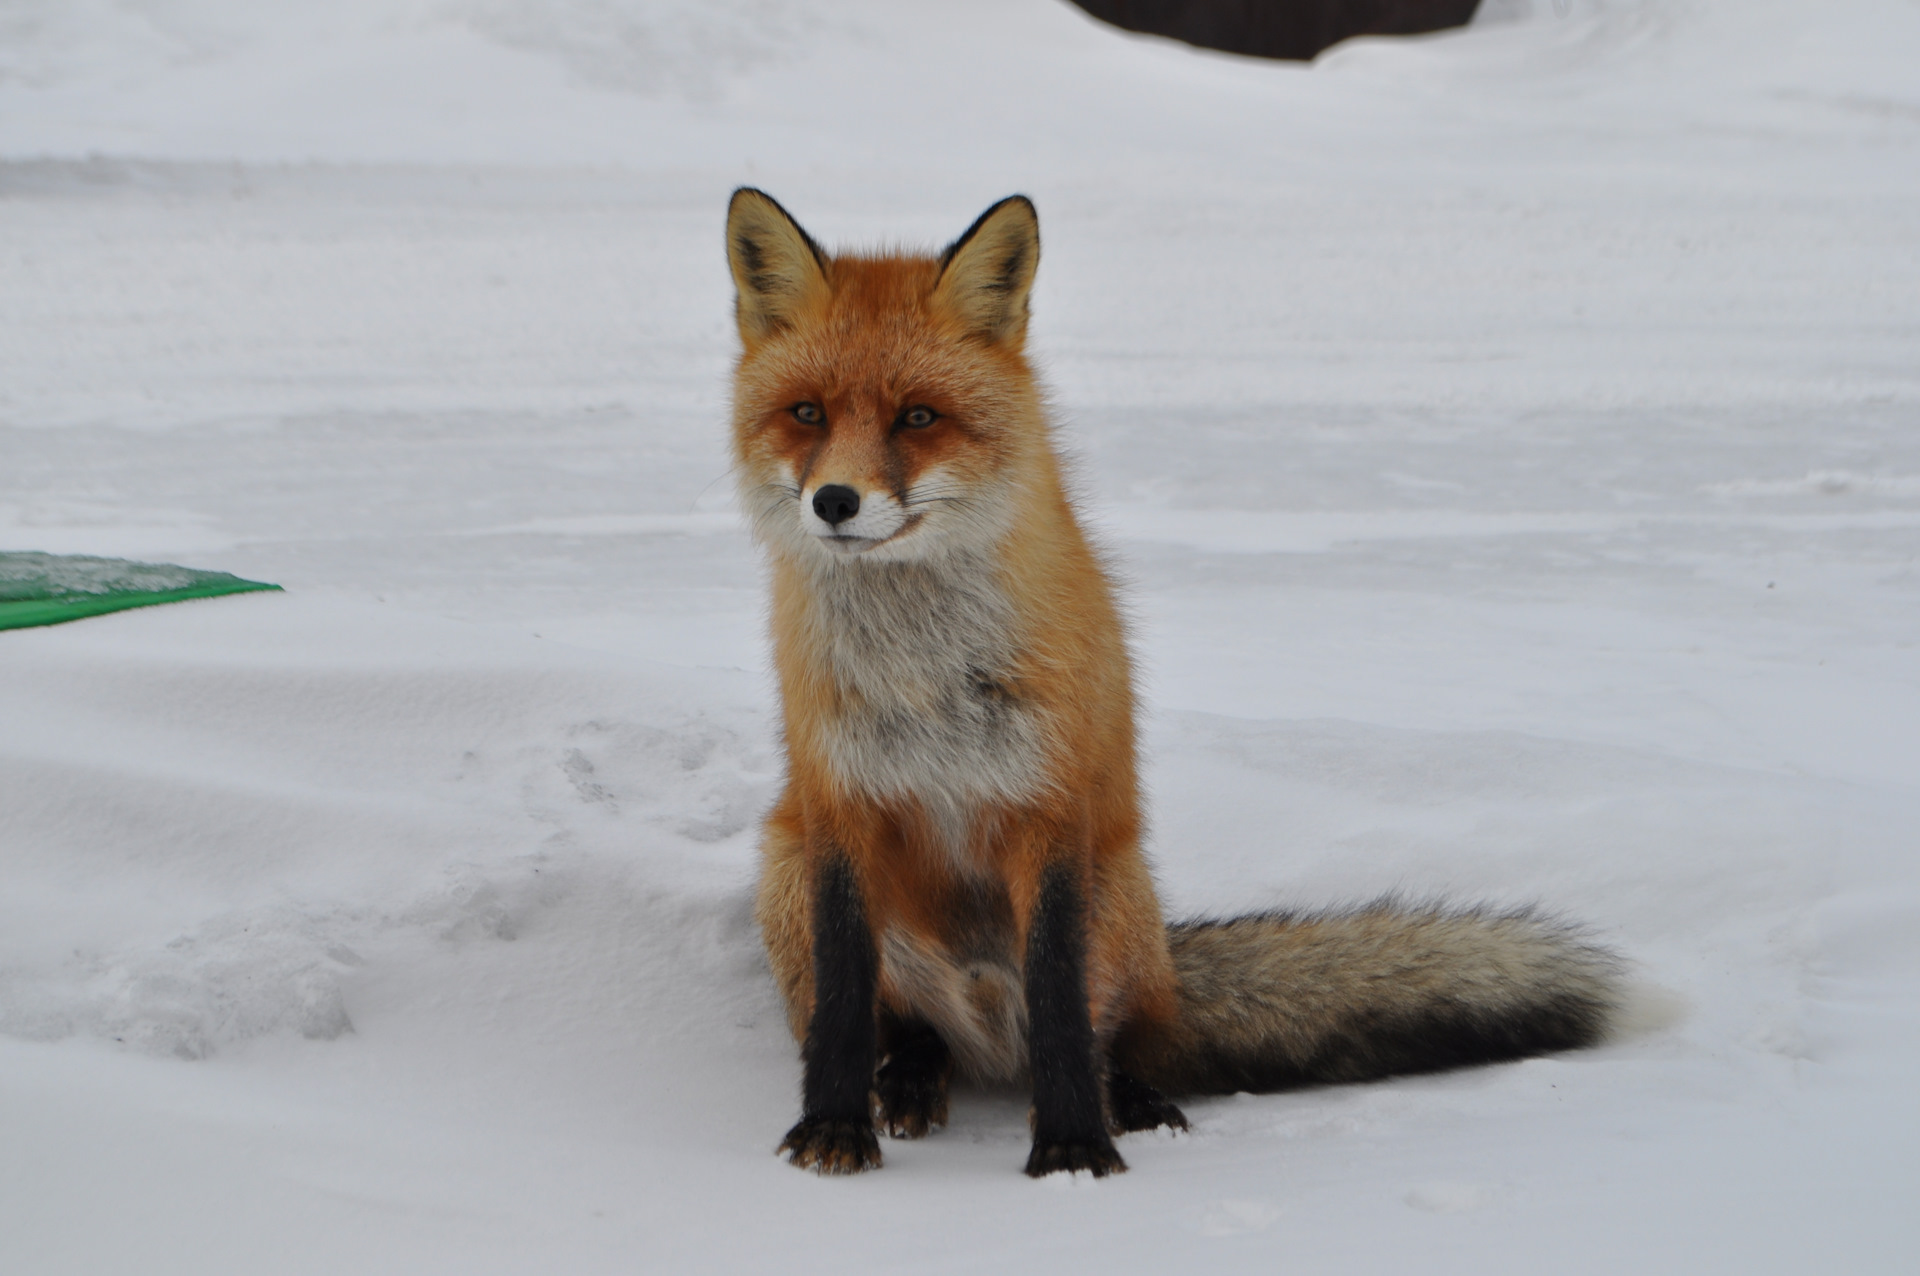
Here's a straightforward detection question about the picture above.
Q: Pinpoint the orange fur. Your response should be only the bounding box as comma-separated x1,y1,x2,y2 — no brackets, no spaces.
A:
729,193,1182,1074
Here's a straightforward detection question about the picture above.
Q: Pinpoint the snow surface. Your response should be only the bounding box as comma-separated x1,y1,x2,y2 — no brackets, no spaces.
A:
3,1,1918,1271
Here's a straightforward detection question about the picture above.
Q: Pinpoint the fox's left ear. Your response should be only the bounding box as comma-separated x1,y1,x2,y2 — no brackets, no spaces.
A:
727,187,831,347
935,196,1039,347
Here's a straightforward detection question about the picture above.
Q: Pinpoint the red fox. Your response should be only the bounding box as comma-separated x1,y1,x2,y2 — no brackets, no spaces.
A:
725,189,1620,1178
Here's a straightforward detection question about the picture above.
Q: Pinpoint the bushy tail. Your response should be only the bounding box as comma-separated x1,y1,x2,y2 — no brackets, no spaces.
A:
1121,901,1621,1096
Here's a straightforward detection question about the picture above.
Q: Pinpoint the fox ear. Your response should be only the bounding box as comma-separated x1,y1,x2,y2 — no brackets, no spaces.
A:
935,196,1039,347
726,188,830,345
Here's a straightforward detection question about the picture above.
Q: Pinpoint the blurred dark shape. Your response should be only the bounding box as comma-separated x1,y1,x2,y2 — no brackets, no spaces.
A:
1068,0,1483,61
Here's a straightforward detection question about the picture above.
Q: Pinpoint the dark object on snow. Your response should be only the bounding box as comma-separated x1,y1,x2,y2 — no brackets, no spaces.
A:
1068,0,1482,61
0,552,280,631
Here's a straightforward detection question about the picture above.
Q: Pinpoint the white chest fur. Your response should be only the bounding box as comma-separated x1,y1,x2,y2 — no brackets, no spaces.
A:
796,551,1047,835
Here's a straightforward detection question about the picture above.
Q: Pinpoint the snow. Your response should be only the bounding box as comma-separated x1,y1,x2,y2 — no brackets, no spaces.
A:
2,1,1917,1271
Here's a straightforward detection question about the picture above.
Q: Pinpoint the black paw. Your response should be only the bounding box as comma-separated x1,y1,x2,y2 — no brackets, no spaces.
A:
1107,1070,1190,1135
1024,1135,1127,1179
778,1117,882,1175
875,1062,949,1139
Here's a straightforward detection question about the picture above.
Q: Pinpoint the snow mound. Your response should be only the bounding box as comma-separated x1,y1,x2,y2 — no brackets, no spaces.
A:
486,711,779,847
0,840,772,1061
0,902,360,1058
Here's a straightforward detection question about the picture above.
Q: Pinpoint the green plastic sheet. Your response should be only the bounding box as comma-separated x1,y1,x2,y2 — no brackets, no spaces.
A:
0,553,281,631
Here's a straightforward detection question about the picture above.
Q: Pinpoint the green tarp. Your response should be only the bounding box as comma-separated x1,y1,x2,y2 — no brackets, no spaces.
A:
0,553,281,631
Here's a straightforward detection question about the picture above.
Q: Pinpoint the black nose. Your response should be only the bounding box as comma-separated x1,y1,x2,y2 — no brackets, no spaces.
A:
812,484,860,527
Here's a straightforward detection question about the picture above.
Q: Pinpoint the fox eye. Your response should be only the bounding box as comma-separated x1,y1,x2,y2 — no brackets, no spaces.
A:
792,403,825,426
899,405,938,430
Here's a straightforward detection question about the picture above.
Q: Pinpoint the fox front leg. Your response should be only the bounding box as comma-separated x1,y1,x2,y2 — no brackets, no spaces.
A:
778,854,883,1173
1023,861,1126,1178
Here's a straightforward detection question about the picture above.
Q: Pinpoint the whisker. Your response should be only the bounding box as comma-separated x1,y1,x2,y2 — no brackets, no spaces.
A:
904,483,975,507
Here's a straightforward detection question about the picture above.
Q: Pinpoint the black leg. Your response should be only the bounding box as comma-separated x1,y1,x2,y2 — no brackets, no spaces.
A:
1024,862,1126,1178
1106,1065,1189,1136
876,1015,952,1138
778,854,882,1174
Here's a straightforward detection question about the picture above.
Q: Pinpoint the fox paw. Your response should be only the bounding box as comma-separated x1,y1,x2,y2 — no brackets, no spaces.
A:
1025,1135,1127,1179
1107,1071,1190,1136
779,1118,882,1175
875,1064,949,1139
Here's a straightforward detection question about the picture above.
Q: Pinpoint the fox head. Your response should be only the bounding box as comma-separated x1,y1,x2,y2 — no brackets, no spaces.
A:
726,189,1046,566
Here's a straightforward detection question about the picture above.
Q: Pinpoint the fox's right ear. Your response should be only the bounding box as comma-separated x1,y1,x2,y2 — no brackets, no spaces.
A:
726,188,830,346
